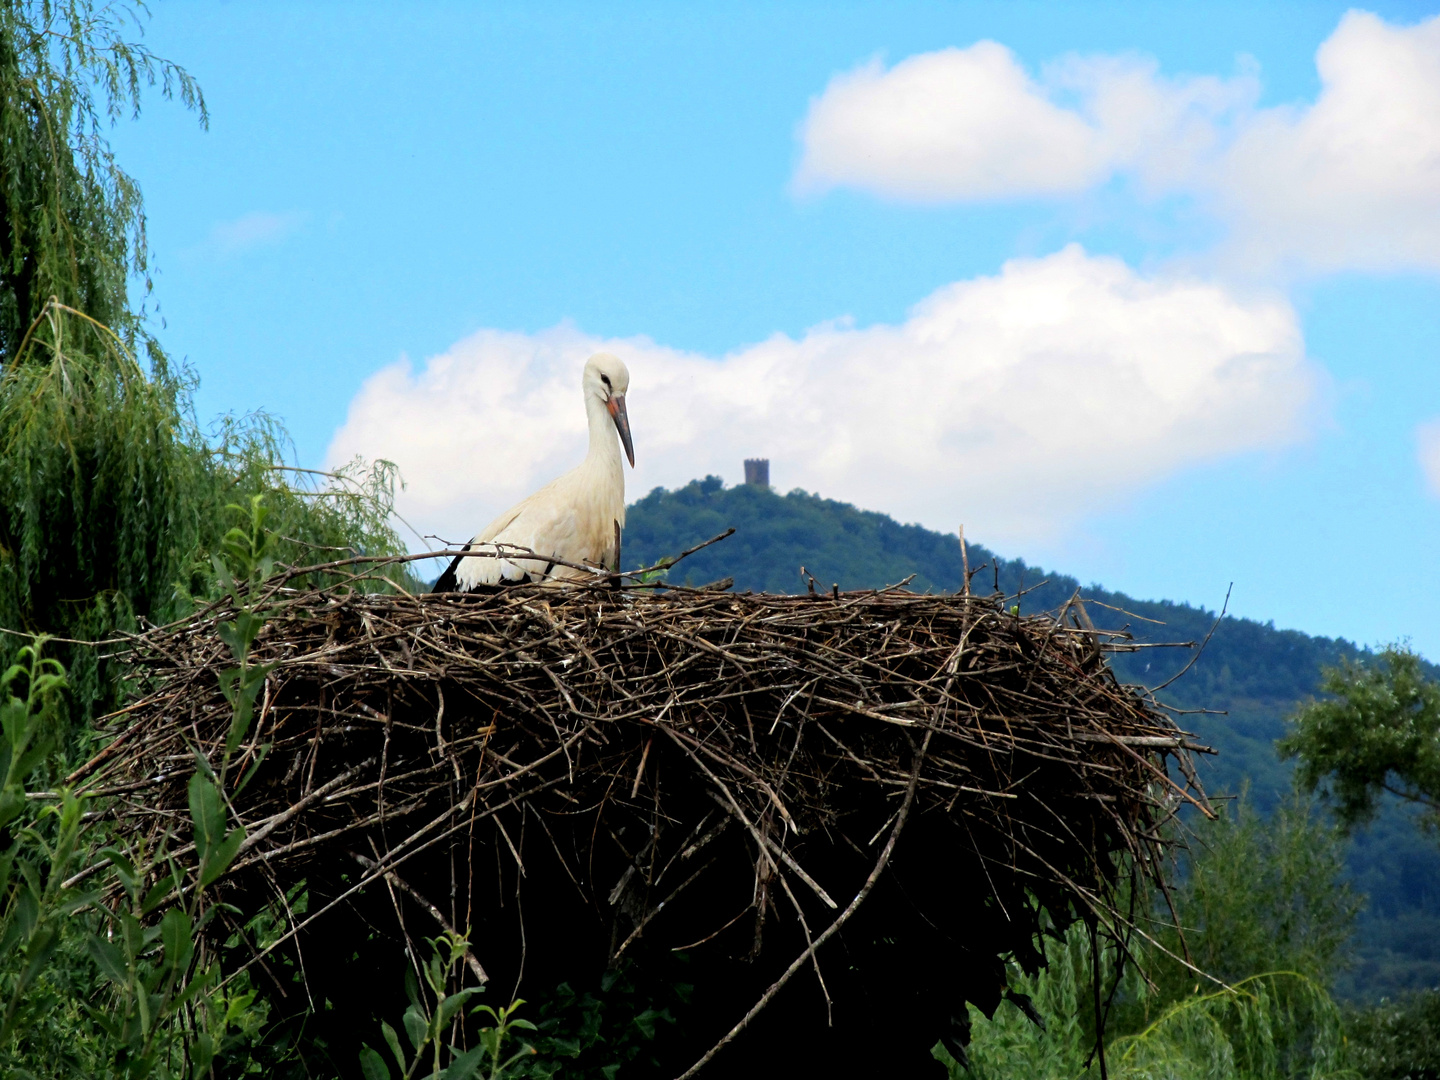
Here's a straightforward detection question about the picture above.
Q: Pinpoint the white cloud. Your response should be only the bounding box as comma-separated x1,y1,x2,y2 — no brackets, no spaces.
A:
795,11,1440,274
1218,11,1440,273
1418,418,1440,497
328,246,1318,551
197,210,306,257
794,41,1255,202
794,44,1113,200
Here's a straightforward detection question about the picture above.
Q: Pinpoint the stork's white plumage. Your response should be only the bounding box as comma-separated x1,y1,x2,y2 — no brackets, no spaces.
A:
432,353,635,592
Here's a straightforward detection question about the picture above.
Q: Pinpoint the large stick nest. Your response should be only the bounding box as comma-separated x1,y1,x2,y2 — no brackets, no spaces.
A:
76,579,1208,1074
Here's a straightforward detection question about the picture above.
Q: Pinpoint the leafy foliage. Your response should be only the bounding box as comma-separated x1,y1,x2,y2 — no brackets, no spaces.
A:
0,1,407,724
1343,989,1440,1080
0,303,204,711
209,495,279,775
1153,793,1360,994
359,933,536,1080
941,795,1358,1080
1280,646,1440,833
0,640,265,1078
0,640,73,1046
943,923,1353,1080
514,963,689,1080
0,301,408,721
0,0,205,357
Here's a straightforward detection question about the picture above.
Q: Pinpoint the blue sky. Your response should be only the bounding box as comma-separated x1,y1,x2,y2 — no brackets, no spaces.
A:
111,1,1440,656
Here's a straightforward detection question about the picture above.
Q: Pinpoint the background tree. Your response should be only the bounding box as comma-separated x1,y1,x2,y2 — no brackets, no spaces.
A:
947,795,1358,1080
0,1,407,722
1344,991,1440,1080
0,0,203,356
1280,645,1440,835
1281,647,1440,1079
1153,793,1360,993
0,9,410,1072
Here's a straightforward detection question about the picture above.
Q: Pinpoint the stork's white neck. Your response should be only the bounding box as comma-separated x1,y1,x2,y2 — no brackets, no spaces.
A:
584,391,622,467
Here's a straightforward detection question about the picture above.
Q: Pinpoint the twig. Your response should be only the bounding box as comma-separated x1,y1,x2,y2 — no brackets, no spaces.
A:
1150,584,1231,693
674,729,933,1080
349,851,489,984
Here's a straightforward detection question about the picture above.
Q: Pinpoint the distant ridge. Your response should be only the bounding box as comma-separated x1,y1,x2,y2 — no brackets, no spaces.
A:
625,474,1370,776
625,476,1440,998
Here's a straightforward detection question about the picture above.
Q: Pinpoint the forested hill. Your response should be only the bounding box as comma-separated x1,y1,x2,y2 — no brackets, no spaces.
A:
624,477,1440,997
625,475,1367,772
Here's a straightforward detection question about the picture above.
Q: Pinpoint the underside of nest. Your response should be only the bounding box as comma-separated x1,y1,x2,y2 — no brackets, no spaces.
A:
76,581,1208,1078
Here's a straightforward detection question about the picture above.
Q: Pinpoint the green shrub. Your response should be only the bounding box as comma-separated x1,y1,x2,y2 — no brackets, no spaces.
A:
1344,990,1440,1080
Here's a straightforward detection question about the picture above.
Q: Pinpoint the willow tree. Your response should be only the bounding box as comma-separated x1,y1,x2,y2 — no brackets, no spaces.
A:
0,0,202,351
0,2,405,721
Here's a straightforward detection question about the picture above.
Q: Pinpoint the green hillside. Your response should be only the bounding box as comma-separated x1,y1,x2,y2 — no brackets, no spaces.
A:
624,477,1440,999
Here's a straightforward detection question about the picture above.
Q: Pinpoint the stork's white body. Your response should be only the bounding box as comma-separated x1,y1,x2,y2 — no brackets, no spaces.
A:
435,354,633,591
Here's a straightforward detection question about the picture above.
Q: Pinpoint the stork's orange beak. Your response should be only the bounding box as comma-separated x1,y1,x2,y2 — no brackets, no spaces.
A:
608,394,634,467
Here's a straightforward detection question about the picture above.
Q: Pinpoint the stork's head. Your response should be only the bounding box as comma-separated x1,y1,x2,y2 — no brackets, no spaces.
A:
583,353,634,467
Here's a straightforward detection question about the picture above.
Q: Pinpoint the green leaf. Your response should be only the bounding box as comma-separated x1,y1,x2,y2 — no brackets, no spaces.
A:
49,792,85,871
216,623,245,661
381,1020,406,1074
403,1003,428,1051
233,742,272,796
442,1044,487,1080
175,960,220,1009
99,846,137,885
161,907,194,974
224,664,275,758
426,950,446,995
11,881,39,941
501,1047,538,1074
212,553,237,599
87,932,129,986
188,773,226,863
56,887,102,918
191,1032,217,1079
119,912,145,959
192,751,218,782
548,1036,582,1059
217,665,243,708
142,871,180,915
17,926,60,994
359,1045,392,1080
199,826,246,887
82,1001,121,1039
437,989,479,1032
0,788,25,834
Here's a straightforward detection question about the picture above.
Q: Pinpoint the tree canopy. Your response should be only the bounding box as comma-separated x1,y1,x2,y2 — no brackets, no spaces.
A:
0,1,406,721
1281,646,1440,834
0,0,204,358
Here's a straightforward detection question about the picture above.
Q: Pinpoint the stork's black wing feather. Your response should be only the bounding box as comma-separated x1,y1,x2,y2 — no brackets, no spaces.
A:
432,544,546,593
431,546,469,593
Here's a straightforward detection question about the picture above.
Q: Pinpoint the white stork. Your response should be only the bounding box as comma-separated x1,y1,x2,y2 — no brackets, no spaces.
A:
432,353,635,592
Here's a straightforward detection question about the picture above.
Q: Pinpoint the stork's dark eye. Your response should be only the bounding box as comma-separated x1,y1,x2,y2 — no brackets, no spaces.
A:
601,374,612,388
